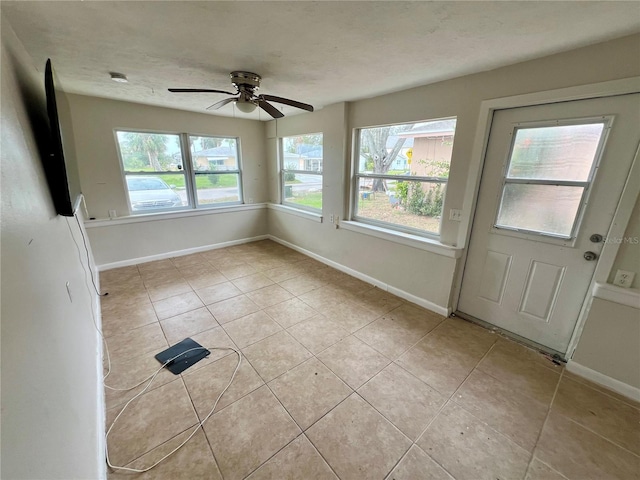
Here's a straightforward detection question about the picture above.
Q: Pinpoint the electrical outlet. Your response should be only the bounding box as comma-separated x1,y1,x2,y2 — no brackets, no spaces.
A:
449,209,462,222
613,270,635,288
330,214,334,224
108,209,117,219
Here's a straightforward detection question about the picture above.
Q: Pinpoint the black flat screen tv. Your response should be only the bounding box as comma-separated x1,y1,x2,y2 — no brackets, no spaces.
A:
44,58,82,216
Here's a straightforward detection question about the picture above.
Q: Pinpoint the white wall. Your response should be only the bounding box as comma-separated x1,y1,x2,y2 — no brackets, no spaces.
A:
1,20,104,479
87,206,267,267
265,103,457,309
68,94,268,219
608,194,640,291
68,94,270,265
267,34,640,312
67,33,639,393
572,298,640,389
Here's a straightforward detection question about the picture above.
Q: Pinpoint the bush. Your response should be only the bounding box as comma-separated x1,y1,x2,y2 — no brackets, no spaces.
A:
396,181,409,204
404,181,444,217
207,174,219,186
284,162,297,182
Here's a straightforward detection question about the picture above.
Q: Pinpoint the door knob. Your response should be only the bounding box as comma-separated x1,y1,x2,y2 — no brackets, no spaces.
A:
583,251,598,261
590,234,603,243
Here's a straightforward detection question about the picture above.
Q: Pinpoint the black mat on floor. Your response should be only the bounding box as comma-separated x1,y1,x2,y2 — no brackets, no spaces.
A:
155,338,210,375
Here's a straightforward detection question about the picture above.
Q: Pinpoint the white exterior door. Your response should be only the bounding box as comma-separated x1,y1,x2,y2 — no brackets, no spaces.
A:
458,94,640,354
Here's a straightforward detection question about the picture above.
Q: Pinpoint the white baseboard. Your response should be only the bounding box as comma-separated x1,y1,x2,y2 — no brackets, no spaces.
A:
97,235,270,271
269,235,450,317
566,360,640,403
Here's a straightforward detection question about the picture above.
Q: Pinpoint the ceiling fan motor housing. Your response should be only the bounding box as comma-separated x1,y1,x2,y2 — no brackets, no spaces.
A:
231,71,261,93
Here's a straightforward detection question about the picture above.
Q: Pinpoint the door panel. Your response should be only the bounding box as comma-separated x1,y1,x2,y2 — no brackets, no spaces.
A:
459,94,640,353
477,251,512,304
518,261,564,321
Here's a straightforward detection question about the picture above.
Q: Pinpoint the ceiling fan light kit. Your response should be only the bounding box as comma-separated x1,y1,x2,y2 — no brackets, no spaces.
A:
168,71,313,118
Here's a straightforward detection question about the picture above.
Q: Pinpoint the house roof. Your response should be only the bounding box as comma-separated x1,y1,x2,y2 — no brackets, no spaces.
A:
396,119,457,138
284,145,323,159
192,146,237,157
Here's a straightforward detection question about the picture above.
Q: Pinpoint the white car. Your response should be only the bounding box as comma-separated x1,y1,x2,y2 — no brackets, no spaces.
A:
126,176,183,211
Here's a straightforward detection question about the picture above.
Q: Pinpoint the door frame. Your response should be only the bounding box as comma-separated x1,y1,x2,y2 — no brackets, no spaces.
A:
452,77,640,358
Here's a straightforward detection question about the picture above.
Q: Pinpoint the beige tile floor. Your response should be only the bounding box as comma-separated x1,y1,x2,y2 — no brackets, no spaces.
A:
101,240,640,480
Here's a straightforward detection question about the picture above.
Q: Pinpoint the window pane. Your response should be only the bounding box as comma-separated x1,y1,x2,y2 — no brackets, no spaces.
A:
194,173,240,205
496,184,584,237
282,134,323,172
116,132,183,172
358,119,456,177
284,173,322,209
189,136,239,172
355,178,445,234
125,174,186,212
507,124,604,181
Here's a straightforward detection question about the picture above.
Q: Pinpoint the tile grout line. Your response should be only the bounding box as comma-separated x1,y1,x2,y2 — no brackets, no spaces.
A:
524,363,566,477
242,348,348,479
299,431,343,480
178,374,228,479
113,423,203,473
563,371,640,410
107,242,602,480
348,390,414,480
406,336,502,480
180,372,227,479
561,412,640,459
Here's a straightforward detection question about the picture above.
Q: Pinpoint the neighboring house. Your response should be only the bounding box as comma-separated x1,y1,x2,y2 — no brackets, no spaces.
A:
396,119,456,177
284,145,323,171
191,146,238,171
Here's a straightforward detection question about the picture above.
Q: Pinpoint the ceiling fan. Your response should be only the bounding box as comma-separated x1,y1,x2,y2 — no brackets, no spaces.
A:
168,71,314,118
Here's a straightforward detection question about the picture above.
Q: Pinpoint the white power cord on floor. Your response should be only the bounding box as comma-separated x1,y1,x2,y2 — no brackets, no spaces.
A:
67,213,242,473
106,346,242,473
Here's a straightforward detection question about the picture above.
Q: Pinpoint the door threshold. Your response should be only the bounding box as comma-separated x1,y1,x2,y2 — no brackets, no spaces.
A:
453,311,567,362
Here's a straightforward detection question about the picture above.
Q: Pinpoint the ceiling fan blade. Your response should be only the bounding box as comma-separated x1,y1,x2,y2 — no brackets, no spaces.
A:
260,94,314,112
206,97,238,110
258,99,284,118
168,88,237,95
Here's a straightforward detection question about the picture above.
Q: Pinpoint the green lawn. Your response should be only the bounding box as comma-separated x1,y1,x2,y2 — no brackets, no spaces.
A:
288,191,322,209
159,173,237,189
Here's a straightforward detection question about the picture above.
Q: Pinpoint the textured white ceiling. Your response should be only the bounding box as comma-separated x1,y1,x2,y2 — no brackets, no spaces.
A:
3,1,639,120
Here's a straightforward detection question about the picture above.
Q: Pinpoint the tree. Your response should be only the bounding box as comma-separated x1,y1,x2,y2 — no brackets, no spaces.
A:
284,134,323,154
360,125,412,191
124,132,167,171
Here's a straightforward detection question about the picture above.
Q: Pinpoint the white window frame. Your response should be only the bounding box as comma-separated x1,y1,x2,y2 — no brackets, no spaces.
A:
280,133,323,213
188,134,243,208
115,129,243,215
351,119,455,238
492,117,612,241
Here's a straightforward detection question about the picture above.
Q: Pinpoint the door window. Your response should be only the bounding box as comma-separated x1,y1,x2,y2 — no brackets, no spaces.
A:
495,122,607,238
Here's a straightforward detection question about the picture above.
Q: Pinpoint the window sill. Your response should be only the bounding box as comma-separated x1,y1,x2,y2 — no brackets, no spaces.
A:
340,221,462,258
84,203,267,228
267,204,323,223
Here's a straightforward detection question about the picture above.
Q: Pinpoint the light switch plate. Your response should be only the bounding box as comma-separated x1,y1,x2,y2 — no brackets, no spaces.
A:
449,209,462,222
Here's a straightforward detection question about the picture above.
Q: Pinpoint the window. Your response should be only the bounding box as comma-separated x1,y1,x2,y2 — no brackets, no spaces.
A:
353,118,457,236
495,122,606,238
281,134,323,212
116,130,242,214
189,135,242,206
